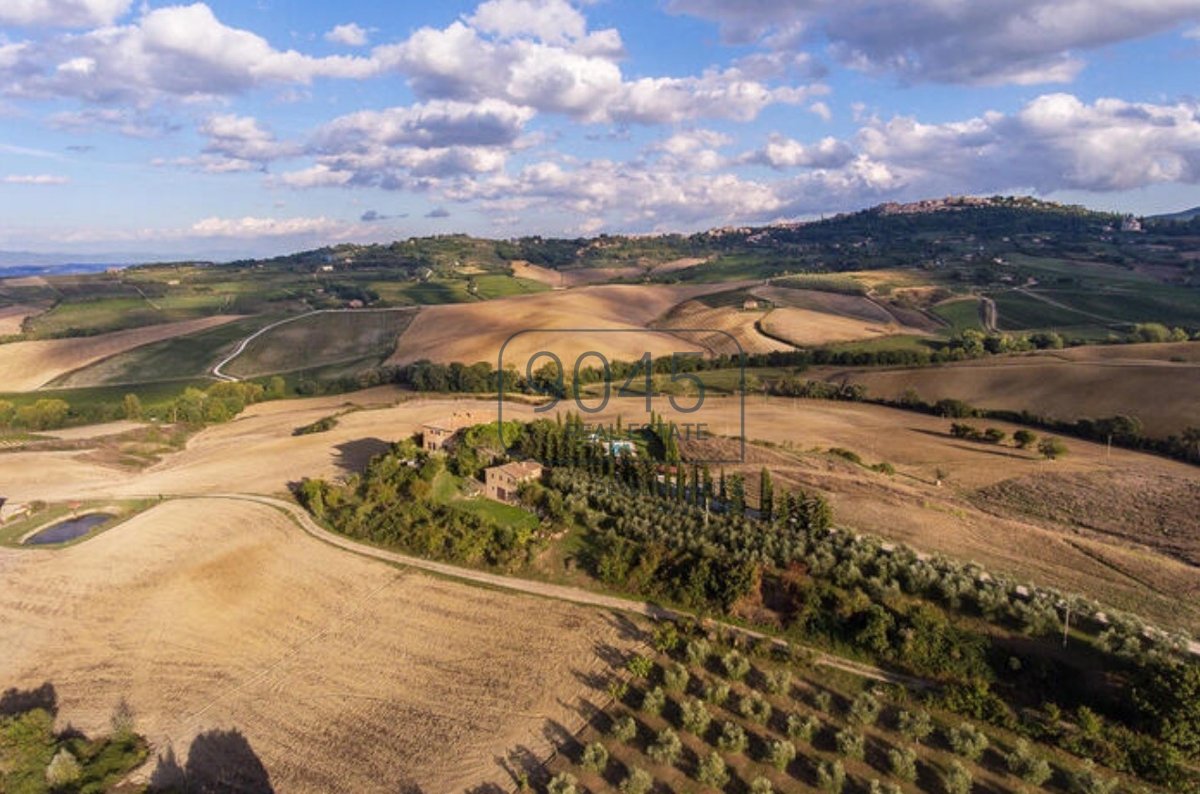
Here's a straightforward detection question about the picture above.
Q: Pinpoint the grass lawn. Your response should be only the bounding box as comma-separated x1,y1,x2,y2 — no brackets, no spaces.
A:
456,496,540,531
430,469,541,531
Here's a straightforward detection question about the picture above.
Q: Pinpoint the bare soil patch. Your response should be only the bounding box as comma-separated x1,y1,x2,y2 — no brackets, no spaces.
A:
974,470,1200,566
0,498,636,793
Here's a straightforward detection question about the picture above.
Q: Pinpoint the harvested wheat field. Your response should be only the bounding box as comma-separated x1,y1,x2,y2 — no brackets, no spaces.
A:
655,300,794,355
753,286,895,324
389,282,751,367
758,306,920,346
0,391,539,503
831,346,1200,436
0,316,241,391
510,260,642,287
0,497,635,792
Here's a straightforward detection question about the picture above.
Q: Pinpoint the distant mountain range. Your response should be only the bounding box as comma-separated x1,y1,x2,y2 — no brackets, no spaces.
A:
0,262,126,277
1148,206,1200,223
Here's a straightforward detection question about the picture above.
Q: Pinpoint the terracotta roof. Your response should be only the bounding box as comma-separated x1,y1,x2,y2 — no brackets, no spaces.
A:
488,461,543,479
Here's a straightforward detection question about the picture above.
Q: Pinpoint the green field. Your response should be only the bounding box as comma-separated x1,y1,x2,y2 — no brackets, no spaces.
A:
225,309,417,378
820,334,934,355
470,274,549,299
930,298,983,333
50,316,272,388
0,379,212,415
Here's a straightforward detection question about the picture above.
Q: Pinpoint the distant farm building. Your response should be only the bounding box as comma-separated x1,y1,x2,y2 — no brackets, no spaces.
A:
484,461,543,504
420,411,481,452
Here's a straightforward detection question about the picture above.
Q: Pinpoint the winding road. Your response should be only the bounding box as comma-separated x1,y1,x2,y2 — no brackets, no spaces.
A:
210,307,417,382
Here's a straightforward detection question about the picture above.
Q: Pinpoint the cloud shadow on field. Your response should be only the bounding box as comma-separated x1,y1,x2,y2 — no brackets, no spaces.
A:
332,437,391,472
150,728,274,793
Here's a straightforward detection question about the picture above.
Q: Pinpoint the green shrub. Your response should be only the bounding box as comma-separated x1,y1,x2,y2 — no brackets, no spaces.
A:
663,662,690,692
627,655,654,678
1006,739,1052,786
945,721,989,761
765,738,797,771
1070,760,1119,794
763,669,792,696
835,728,865,760
813,690,833,713
787,713,819,742
547,772,577,794
653,622,681,653
695,751,730,787
641,686,666,716
716,721,748,754
868,780,902,794
704,680,731,706
941,761,972,794
740,692,773,724
1038,436,1068,460
896,709,932,742
685,638,711,666
888,745,918,782
609,714,638,743
848,692,881,725
620,767,654,794
45,748,83,788
722,650,750,681
680,698,712,735
1013,429,1038,449
648,727,682,764
581,741,608,773
750,777,774,794
816,759,846,793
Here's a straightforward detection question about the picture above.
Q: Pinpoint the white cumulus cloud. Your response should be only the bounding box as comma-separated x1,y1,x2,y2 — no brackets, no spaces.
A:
325,23,368,47
668,0,1200,85
0,0,132,28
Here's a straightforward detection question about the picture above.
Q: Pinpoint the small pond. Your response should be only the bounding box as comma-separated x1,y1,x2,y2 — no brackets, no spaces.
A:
24,513,113,546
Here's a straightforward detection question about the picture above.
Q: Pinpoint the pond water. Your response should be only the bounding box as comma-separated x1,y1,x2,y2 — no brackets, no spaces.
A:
24,513,113,546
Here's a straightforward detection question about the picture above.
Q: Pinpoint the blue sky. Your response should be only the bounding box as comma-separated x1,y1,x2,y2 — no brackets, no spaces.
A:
1,0,1199,259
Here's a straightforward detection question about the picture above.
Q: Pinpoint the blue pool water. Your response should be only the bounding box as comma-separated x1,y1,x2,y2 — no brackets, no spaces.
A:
24,513,112,546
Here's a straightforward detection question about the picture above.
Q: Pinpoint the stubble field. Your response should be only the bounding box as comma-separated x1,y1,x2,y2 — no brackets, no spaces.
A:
0,497,636,792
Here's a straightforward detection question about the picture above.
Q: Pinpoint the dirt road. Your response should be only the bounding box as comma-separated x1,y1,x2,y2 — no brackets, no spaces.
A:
230,493,934,690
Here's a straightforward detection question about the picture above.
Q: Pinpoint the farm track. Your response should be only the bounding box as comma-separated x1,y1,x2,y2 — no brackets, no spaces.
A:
210,307,417,381
222,493,937,691
980,295,998,333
